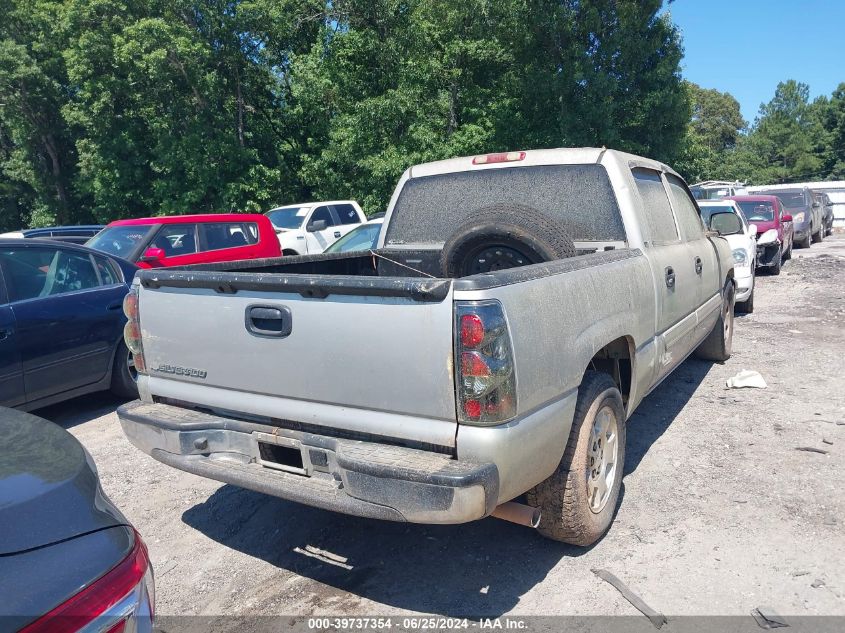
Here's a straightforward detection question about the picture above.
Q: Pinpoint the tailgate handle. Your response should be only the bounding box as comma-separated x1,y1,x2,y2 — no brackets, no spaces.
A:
245,305,292,338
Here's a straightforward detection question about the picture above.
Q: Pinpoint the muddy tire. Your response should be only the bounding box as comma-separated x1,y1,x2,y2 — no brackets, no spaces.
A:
439,204,577,278
111,341,139,399
813,224,824,243
695,281,735,362
526,372,626,546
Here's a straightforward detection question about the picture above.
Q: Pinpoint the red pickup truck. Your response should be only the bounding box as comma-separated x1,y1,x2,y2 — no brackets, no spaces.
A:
86,214,281,268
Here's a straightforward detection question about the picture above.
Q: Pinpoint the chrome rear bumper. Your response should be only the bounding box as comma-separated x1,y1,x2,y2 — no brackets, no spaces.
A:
118,401,498,524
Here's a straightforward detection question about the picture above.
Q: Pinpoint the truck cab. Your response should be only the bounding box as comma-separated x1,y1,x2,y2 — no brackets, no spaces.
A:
265,201,366,256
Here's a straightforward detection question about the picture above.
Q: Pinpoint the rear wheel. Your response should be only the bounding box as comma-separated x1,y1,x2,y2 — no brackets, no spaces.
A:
797,234,811,248
110,341,139,399
526,372,626,545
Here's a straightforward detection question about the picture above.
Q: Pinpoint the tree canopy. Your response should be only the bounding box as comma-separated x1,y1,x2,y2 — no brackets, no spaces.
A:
0,1,842,232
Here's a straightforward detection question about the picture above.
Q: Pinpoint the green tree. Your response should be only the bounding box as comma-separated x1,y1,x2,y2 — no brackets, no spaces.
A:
0,0,85,231
675,82,745,182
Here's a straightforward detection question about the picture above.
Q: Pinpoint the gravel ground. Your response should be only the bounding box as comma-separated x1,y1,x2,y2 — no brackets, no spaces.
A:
37,235,845,625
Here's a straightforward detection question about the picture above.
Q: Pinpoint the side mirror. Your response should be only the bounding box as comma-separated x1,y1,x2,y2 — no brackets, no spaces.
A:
749,224,758,236
782,214,793,223
140,247,165,265
307,219,327,232
812,201,820,208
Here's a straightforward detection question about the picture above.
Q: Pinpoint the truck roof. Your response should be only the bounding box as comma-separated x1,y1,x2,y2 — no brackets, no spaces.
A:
268,200,358,211
107,214,270,226
406,147,678,180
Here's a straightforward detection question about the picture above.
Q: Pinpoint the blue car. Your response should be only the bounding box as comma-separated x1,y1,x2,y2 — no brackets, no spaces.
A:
0,238,139,410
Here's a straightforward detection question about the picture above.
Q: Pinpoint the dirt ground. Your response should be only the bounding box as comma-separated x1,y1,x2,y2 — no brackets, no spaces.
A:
38,235,845,625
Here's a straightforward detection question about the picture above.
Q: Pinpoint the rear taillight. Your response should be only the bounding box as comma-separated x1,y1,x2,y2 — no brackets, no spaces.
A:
455,301,516,424
123,287,147,375
20,529,154,633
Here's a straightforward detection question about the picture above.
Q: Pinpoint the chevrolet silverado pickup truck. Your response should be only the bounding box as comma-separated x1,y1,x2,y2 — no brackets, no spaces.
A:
118,148,735,545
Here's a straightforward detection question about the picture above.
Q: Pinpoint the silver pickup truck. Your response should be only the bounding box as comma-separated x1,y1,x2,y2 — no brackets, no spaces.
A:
118,148,735,545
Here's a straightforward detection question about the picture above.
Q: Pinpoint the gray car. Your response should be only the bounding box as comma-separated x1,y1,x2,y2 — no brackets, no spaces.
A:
0,407,154,632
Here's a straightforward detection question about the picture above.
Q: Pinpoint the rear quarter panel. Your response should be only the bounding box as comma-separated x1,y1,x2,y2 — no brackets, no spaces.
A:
455,252,657,416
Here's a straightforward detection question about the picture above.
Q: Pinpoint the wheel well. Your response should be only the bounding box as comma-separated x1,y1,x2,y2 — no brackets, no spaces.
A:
587,336,633,407
282,249,300,256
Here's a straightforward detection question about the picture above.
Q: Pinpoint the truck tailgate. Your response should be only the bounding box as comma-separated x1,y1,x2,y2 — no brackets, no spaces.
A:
136,277,458,446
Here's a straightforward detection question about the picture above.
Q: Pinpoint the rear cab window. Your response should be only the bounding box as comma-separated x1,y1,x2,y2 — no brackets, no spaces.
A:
385,164,626,247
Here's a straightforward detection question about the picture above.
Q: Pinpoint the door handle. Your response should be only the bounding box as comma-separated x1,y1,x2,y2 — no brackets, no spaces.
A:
245,305,292,338
694,256,703,275
665,266,676,289
107,301,123,311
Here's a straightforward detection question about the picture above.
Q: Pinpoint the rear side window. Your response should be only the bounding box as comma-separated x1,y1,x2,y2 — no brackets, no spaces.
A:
332,204,360,225
0,247,101,302
632,168,678,244
200,222,259,251
95,256,121,285
385,164,626,245
666,174,705,241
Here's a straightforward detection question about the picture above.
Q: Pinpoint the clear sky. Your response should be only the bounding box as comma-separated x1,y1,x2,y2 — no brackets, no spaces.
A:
666,0,845,125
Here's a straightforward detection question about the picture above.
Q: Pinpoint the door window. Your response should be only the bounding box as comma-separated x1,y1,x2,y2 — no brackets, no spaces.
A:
309,206,335,228
151,224,198,257
632,168,679,244
665,174,705,241
200,222,259,251
0,247,101,302
331,204,360,225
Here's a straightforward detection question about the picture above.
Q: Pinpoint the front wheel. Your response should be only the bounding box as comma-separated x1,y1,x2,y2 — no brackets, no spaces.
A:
526,372,626,545
695,281,735,362
770,253,781,275
736,284,754,314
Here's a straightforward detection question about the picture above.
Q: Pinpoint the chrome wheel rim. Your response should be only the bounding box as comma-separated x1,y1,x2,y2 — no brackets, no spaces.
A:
587,405,619,513
127,351,138,383
724,286,735,340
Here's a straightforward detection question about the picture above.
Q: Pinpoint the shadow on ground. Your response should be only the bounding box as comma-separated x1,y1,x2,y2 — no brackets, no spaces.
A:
624,358,713,475
179,360,712,617
34,391,130,429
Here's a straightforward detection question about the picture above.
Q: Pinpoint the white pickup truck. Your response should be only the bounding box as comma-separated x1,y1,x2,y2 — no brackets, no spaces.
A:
265,200,366,255
118,148,735,545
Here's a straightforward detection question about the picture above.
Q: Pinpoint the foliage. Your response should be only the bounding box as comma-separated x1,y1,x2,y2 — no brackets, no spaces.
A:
0,0,691,230
0,1,841,233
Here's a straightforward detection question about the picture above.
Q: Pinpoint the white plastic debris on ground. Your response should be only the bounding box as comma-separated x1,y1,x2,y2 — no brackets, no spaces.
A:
726,369,768,389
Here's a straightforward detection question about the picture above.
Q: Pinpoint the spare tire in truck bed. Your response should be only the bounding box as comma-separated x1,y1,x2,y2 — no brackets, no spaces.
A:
439,204,577,277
